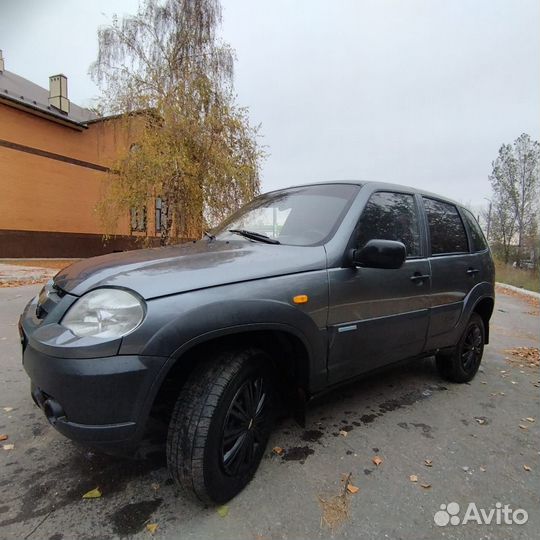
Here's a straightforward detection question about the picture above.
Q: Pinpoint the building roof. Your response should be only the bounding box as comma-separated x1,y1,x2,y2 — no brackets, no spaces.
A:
0,69,98,128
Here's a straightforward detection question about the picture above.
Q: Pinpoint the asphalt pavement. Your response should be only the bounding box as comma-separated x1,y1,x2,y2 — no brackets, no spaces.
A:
0,284,538,540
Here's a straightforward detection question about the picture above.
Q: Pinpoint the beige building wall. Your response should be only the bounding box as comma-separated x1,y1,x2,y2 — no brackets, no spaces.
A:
0,102,162,257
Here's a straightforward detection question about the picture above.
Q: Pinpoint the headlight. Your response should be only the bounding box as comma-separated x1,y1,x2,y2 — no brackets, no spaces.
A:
61,288,145,339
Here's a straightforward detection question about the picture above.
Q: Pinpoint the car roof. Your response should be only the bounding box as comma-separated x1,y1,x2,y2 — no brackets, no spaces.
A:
264,179,463,208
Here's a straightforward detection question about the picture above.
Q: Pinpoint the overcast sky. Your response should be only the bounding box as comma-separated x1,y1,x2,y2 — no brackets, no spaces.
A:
1,0,539,209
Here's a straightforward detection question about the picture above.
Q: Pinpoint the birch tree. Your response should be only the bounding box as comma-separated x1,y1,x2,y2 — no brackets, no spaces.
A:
489,133,539,265
91,0,263,244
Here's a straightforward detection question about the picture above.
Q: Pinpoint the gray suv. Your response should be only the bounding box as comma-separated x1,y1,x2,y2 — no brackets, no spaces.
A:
19,181,495,504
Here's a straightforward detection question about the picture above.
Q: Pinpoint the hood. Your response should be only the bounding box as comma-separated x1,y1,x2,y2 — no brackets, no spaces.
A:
54,239,327,299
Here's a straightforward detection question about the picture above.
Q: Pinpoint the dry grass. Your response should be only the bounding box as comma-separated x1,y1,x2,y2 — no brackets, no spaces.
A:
319,493,350,530
319,473,355,530
495,260,539,293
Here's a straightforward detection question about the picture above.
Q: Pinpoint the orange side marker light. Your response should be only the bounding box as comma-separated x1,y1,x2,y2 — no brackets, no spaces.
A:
293,294,309,304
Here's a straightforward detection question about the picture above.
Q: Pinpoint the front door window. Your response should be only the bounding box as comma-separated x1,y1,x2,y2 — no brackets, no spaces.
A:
355,191,421,257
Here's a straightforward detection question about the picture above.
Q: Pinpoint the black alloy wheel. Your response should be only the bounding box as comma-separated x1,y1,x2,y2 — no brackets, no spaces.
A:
221,376,269,476
167,348,275,504
461,323,483,373
435,312,485,383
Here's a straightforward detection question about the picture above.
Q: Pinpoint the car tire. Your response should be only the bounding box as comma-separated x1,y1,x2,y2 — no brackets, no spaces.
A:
435,312,485,383
166,348,275,504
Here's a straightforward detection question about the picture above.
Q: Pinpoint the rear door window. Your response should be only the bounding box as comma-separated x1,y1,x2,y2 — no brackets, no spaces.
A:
423,198,468,255
356,191,421,257
462,208,488,252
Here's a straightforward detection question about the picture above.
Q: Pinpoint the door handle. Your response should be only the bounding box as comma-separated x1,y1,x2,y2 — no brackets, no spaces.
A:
466,268,480,276
410,273,430,282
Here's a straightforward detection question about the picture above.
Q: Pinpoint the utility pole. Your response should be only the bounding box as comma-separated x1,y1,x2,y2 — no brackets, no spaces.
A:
483,197,492,242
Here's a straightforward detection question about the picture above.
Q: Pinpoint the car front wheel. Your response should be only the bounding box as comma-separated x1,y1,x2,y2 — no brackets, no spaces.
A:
166,348,275,504
435,312,485,383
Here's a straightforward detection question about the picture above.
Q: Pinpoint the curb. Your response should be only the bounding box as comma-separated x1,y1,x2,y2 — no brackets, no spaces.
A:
496,282,540,300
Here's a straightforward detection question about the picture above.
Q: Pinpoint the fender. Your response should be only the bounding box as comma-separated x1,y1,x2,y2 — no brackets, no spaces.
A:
137,298,328,411
452,281,495,344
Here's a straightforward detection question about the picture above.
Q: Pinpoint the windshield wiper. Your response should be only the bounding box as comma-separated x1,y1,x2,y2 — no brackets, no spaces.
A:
228,229,280,245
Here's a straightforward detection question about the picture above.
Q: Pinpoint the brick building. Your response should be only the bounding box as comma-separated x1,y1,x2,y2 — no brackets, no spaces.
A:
0,50,163,257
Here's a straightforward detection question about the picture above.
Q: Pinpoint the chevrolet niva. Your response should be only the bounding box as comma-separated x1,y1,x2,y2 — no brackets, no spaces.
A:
20,181,495,503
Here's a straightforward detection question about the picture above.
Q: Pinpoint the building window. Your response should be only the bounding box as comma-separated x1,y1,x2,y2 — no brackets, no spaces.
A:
155,197,162,232
130,207,147,232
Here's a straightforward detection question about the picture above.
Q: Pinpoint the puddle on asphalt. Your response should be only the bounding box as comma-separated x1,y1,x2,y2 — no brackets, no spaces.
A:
110,498,163,536
301,429,324,443
0,447,167,529
281,446,315,462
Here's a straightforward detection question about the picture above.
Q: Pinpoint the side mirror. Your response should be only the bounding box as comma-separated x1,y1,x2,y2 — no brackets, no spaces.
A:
353,239,406,269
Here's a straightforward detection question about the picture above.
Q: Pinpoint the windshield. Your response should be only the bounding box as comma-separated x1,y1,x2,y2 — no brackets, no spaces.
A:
213,183,360,246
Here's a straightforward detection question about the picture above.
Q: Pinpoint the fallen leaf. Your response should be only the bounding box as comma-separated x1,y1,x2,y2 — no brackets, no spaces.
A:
511,381,518,385
338,430,348,437
518,424,528,430
272,446,284,455
0,434,7,441
523,465,531,472
2,407,13,412
409,474,418,482
146,523,158,534
2,444,14,450
480,466,486,472
151,483,160,491
420,483,431,489
372,456,383,466
480,381,487,384
424,459,433,467
82,487,102,499
217,505,229,517
505,347,540,369
346,484,360,494
525,417,535,423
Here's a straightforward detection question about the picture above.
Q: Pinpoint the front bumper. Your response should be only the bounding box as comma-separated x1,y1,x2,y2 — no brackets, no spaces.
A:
20,299,168,450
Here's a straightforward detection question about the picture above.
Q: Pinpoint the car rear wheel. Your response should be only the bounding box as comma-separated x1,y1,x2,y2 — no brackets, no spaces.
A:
166,348,275,504
435,312,485,383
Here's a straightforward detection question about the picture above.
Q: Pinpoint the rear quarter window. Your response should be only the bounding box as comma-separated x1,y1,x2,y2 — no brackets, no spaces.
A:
423,197,469,255
462,208,488,252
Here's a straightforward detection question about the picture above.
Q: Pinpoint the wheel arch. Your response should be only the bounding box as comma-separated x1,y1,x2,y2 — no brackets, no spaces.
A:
145,325,314,431
472,296,494,344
